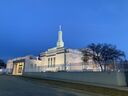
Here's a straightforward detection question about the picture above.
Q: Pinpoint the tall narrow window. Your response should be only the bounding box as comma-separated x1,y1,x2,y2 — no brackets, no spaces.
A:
53,57,56,67
48,58,50,67
51,58,52,67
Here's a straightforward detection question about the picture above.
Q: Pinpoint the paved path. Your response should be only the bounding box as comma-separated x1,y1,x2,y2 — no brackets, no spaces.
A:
0,75,94,96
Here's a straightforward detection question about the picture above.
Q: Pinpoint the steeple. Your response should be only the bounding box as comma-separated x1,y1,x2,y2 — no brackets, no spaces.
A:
57,25,64,48
59,25,62,31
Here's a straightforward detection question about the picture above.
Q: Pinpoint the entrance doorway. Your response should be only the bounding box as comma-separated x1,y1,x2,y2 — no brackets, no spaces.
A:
13,62,24,75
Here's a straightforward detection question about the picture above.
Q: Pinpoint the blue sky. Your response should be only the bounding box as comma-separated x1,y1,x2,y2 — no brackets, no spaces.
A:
0,0,128,61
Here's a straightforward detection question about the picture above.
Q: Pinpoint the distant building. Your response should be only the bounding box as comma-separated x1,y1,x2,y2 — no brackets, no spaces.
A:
6,26,100,75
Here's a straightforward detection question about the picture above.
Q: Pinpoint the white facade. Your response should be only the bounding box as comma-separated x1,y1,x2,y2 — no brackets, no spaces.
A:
6,60,14,74
38,26,83,72
6,26,100,75
7,56,43,75
39,47,83,72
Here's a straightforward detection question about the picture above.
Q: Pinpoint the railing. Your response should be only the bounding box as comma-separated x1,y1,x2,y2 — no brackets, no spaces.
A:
7,61,128,73
33,62,128,72
28,63,101,72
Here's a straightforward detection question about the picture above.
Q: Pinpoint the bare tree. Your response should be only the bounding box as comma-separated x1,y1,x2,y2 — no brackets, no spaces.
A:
81,43,125,71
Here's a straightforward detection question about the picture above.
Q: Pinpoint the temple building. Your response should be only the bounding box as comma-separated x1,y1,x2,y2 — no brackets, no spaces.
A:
6,26,100,75
39,26,82,72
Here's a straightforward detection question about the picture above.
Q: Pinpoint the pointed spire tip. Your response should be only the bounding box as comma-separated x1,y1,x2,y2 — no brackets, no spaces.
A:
59,25,62,31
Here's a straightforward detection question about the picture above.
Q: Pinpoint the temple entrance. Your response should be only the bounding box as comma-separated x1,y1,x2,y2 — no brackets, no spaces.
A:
12,62,24,75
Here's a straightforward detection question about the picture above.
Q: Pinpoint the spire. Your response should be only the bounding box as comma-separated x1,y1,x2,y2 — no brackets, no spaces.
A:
57,25,64,48
59,25,62,31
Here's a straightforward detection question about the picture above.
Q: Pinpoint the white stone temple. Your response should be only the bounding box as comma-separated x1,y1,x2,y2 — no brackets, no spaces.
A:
39,25,83,72
6,26,100,75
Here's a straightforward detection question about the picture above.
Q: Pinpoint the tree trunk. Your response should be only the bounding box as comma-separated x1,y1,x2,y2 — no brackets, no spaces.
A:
96,61,103,71
99,63,103,71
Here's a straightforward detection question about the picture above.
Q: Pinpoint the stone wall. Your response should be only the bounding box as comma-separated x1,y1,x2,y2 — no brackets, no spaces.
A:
23,72,127,87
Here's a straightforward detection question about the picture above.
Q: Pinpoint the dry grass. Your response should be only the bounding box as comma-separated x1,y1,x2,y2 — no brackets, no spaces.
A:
19,76,128,96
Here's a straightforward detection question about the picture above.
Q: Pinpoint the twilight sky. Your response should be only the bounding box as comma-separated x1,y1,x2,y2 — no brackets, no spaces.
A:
0,0,128,61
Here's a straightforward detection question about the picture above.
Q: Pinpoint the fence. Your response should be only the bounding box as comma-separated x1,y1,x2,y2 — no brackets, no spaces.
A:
27,61,128,72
